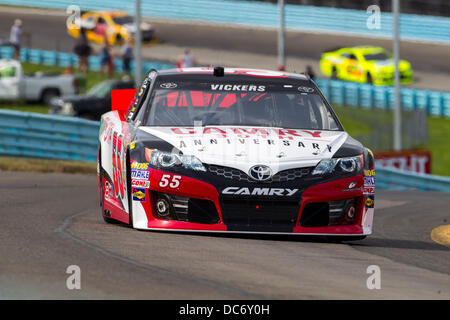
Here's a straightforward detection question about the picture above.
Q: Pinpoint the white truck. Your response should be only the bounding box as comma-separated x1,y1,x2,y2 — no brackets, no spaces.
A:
0,59,81,105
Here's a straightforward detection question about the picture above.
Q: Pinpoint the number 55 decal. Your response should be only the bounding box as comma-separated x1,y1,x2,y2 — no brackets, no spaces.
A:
159,175,181,188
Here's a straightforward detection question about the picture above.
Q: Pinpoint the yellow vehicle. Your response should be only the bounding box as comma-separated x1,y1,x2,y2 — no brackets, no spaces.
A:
320,46,413,86
67,11,157,45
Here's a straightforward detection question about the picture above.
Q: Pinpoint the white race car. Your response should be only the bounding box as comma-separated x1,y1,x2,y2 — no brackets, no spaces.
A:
97,67,375,241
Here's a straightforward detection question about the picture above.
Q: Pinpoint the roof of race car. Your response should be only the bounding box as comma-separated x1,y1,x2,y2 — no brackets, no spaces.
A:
83,10,128,17
337,46,386,53
153,67,310,82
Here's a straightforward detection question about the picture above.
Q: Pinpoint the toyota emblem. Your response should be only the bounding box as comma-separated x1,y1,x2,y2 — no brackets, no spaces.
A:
160,82,177,89
248,165,273,181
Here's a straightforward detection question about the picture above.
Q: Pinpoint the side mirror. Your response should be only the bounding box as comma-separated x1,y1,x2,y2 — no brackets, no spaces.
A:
111,89,137,120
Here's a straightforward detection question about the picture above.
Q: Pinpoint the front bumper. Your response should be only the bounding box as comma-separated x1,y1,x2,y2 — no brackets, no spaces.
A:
373,69,413,85
130,168,375,236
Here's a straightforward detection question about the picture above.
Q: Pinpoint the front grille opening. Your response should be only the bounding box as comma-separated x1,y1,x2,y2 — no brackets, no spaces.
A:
152,192,220,224
188,198,221,224
299,202,330,227
220,198,300,232
300,198,358,227
208,165,311,183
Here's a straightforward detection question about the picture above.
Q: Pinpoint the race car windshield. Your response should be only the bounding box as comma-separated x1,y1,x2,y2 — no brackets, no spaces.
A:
144,82,340,130
364,52,391,61
112,16,134,25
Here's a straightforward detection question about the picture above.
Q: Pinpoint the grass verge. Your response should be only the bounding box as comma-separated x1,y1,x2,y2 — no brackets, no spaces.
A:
0,157,96,174
334,105,450,176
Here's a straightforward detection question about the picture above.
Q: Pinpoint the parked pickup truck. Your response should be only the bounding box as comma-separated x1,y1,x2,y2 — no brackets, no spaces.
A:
0,59,82,104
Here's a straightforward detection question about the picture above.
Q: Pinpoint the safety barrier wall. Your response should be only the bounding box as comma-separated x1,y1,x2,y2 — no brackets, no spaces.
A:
1,110,450,192
315,78,450,118
1,0,449,43
0,46,175,74
1,46,449,117
0,109,99,162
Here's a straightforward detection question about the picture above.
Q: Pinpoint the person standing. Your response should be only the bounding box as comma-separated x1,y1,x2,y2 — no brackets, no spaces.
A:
10,19,23,60
100,43,111,76
178,48,196,68
121,40,133,76
73,29,92,73
305,65,316,81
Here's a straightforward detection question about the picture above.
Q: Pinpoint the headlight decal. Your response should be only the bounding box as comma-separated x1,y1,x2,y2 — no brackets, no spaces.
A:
146,149,206,172
312,155,363,176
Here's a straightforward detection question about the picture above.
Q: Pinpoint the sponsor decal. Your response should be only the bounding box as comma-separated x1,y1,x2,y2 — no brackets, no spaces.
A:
363,169,375,194
171,127,323,139
131,162,149,170
131,169,149,180
176,137,332,153
104,181,113,200
131,179,150,188
364,176,375,187
298,86,314,93
132,188,146,201
364,169,375,187
374,149,431,174
343,181,359,192
222,187,298,196
363,186,375,194
210,84,266,92
131,162,150,180
365,195,375,208
160,82,177,89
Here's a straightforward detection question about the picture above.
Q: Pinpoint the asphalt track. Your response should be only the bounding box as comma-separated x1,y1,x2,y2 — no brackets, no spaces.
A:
0,170,449,299
0,7,449,91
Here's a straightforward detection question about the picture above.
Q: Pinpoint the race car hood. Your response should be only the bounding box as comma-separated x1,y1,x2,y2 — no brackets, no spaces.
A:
139,126,349,174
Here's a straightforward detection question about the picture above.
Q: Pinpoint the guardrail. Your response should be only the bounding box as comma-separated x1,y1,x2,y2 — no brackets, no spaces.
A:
2,0,449,43
1,110,449,192
1,46,449,118
0,46,175,73
0,109,99,162
315,78,450,118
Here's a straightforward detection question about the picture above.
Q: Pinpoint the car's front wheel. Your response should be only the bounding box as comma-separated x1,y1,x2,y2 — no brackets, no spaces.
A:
99,160,117,224
41,89,60,105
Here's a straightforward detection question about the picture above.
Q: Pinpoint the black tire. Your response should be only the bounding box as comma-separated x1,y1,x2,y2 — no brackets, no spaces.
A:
326,235,367,243
41,89,60,105
331,67,338,80
366,73,373,84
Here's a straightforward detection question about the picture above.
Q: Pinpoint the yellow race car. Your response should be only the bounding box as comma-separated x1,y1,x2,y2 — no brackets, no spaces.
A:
320,46,413,86
67,11,158,46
